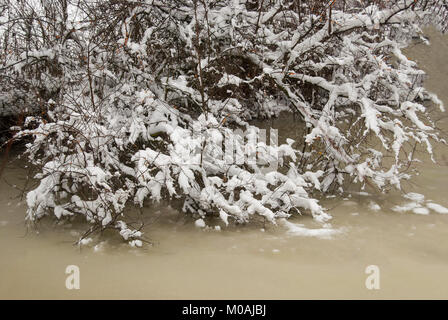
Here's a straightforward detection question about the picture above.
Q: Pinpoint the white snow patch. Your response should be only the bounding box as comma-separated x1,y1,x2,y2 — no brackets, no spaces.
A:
195,218,206,228
412,207,429,215
392,202,419,212
129,240,143,247
94,241,107,252
368,201,381,211
404,192,425,203
79,238,93,246
426,202,448,214
280,219,341,239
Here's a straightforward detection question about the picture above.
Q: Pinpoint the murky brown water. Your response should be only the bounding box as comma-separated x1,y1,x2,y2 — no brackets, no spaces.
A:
1,27,448,300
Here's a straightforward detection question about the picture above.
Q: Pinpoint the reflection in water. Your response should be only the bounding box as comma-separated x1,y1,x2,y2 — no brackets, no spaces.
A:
0,27,447,299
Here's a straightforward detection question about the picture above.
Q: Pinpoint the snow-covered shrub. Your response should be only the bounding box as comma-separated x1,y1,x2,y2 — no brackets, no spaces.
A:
1,0,446,244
